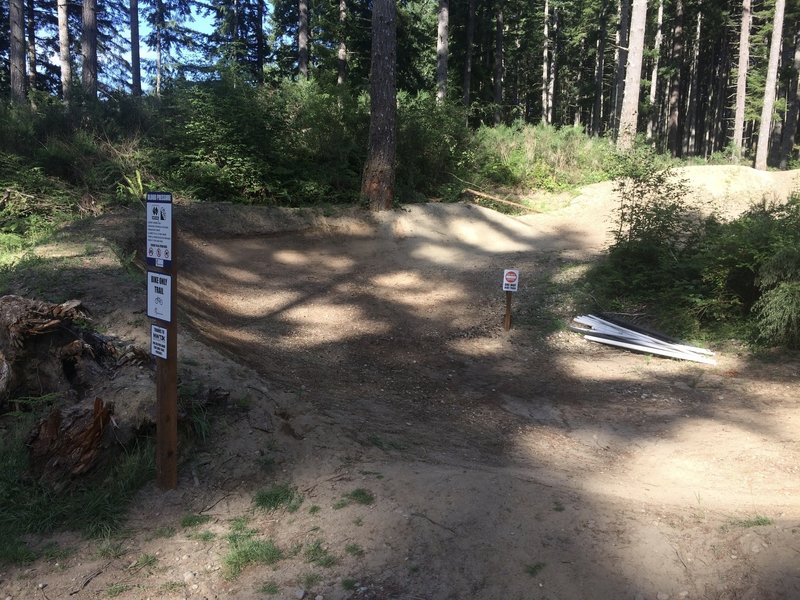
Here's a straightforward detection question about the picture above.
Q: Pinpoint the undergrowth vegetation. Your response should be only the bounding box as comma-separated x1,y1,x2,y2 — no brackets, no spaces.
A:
585,147,800,348
0,406,154,564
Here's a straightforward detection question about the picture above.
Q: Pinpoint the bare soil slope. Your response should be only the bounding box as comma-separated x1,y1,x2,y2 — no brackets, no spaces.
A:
2,165,799,600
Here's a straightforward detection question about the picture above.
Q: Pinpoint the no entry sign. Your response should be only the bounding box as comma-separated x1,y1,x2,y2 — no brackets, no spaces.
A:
502,269,520,292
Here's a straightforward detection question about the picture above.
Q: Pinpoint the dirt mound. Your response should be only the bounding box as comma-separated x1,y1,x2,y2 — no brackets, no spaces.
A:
2,165,799,600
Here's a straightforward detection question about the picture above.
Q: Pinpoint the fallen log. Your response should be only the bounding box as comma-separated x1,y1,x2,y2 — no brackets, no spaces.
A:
461,188,539,212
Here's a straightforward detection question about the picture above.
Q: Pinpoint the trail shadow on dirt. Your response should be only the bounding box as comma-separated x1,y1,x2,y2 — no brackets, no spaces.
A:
173,204,800,599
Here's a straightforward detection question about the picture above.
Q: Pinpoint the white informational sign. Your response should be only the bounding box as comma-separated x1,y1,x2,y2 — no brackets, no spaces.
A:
147,272,172,322
502,268,520,292
146,192,173,268
151,324,168,359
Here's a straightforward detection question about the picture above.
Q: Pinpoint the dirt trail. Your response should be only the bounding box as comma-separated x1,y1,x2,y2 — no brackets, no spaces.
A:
2,165,800,600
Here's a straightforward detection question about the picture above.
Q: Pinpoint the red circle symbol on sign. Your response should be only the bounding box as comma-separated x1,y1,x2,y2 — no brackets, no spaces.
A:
505,271,518,284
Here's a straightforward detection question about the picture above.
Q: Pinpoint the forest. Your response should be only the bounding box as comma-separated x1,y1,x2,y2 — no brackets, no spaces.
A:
0,0,798,209
2,0,800,348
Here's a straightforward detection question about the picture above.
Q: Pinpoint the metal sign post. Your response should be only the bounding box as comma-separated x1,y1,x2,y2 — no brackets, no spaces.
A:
146,191,178,490
502,269,519,331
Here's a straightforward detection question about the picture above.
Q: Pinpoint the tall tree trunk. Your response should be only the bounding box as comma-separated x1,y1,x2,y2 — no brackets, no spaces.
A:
667,0,684,156
156,8,162,98
130,0,141,96
732,0,751,158
57,0,71,103
493,0,503,124
25,0,36,95
337,0,346,85
755,0,786,169
257,0,265,82
574,38,585,126
616,0,647,150
542,0,550,123
298,0,309,79
684,13,702,155
361,0,397,211
548,8,558,124
9,0,26,103
646,0,664,140
612,0,630,136
462,0,476,106
436,0,449,102
780,30,800,168
592,1,608,135
82,0,97,98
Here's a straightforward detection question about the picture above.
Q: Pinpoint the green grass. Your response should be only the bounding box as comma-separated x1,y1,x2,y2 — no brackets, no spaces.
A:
347,488,375,505
223,520,283,579
133,553,158,570
345,543,365,557
308,505,321,515
189,530,216,542
342,577,357,590
731,515,773,528
258,580,280,594
333,488,375,510
553,500,565,512
160,581,185,592
525,562,546,577
304,540,337,567
254,484,303,513
106,583,133,597
151,526,176,538
181,514,211,528
96,537,127,559
301,572,323,588
0,420,155,565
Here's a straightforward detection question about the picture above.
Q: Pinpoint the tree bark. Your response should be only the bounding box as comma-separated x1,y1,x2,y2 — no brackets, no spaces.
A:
732,0,752,158
361,0,397,211
82,0,98,98
542,0,550,123
592,0,608,135
25,0,36,95
616,0,647,150
57,0,71,103
548,8,558,124
646,0,664,140
612,0,630,136
684,13,702,155
755,0,786,170
257,0,265,83
462,0,476,106
130,0,142,96
337,0,346,85
436,0,449,103
493,0,503,124
298,0,309,79
9,0,26,103
667,0,684,156
780,30,800,168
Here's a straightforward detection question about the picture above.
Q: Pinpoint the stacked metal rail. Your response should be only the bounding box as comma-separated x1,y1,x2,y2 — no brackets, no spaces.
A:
571,314,716,365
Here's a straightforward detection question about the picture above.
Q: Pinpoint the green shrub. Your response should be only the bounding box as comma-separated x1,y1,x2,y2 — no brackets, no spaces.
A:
467,122,614,191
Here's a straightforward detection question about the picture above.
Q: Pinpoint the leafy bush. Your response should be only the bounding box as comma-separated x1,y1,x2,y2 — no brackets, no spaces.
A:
468,122,615,191
396,92,469,200
586,152,800,348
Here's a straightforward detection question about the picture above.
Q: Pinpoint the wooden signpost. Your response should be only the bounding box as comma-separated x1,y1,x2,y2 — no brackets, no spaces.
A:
502,269,519,331
146,192,178,490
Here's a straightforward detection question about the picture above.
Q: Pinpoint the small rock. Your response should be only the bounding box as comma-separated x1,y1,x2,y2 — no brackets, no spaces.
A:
315,596,324,600
37,584,46,590
183,571,194,582
294,588,306,600
634,594,646,600
657,593,669,600
679,592,689,599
